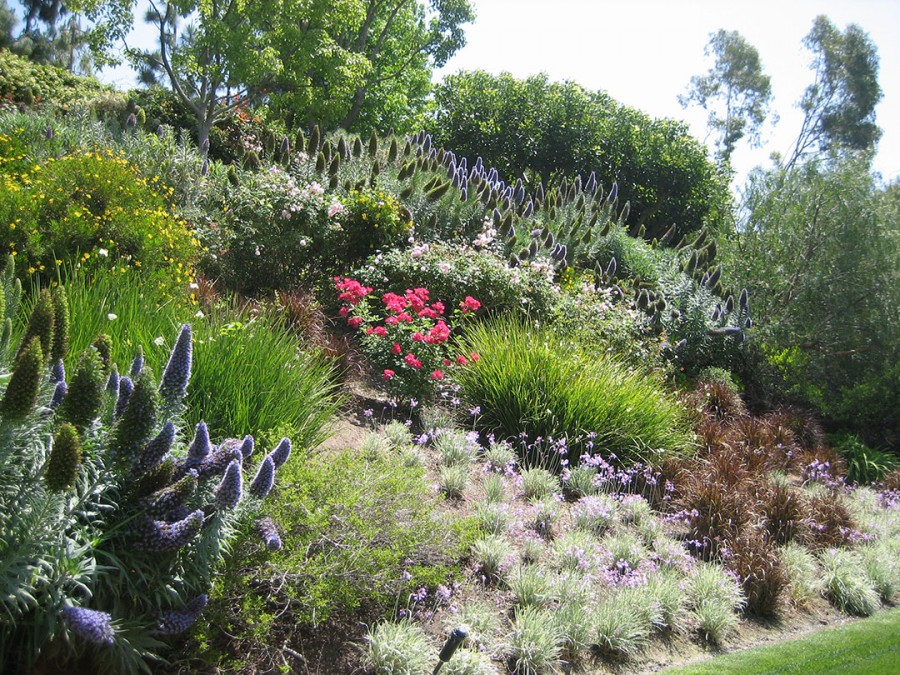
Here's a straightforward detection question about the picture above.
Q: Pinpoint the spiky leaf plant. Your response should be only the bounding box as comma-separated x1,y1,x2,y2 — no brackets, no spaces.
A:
0,312,293,673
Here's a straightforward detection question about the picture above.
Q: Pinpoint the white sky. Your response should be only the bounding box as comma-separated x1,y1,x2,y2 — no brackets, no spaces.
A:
435,0,900,185
17,0,897,185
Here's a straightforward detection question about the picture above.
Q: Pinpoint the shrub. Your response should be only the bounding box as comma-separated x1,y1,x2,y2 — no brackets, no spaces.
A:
434,430,478,466
354,242,556,320
383,420,414,449
802,488,857,550
529,497,560,538
859,542,898,603
335,277,482,402
471,535,514,581
520,467,560,500
339,188,413,262
482,474,507,503
780,542,822,608
472,502,512,536
591,592,652,657
364,620,434,675
0,313,281,672
759,475,806,545
0,147,198,292
723,531,788,617
0,50,111,106
457,317,691,468
686,563,746,644
441,648,499,675
818,549,881,616
507,565,554,609
687,377,746,421
504,606,564,675
830,433,898,485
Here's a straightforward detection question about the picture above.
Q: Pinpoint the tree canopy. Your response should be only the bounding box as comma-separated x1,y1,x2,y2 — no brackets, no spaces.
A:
429,70,732,240
680,29,773,164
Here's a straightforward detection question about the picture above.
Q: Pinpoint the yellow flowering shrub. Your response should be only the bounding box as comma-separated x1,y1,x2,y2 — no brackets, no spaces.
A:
0,144,198,292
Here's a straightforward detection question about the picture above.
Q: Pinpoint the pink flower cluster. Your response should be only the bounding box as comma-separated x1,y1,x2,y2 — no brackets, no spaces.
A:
334,278,481,399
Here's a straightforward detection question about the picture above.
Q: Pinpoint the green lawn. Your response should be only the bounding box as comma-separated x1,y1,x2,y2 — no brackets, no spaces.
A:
662,607,900,674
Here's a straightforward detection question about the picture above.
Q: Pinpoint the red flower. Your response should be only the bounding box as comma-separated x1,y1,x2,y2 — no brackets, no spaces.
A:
383,369,395,380
425,320,450,345
335,278,372,305
366,326,387,338
412,332,425,342
338,306,349,318
404,353,423,370
382,292,406,313
470,352,480,362
430,370,444,380
385,316,400,325
397,313,413,322
347,317,362,329
432,301,445,316
442,359,452,366
460,296,481,313
405,288,429,311
456,354,468,366
417,307,440,319
391,342,403,355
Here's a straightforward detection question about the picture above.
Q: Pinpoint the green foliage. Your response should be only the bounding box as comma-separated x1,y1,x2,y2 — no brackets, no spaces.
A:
44,422,82,491
429,70,732,239
456,317,691,467
62,267,341,447
725,156,899,447
59,345,104,429
505,606,564,674
0,143,199,292
207,447,459,650
340,188,413,262
680,29,773,163
818,548,881,616
830,433,898,485
0,335,42,419
687,563,746,643
0,49,112,106
364,620,435,675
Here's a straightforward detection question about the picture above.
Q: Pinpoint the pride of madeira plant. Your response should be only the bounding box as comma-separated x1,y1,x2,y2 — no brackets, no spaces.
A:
0,257,291,673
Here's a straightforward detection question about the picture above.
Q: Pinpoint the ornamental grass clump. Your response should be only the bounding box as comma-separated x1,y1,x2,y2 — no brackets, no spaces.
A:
457,317,690,467
0,282,293,673
364,620,435,675
818,548,881,616
686,563,746,644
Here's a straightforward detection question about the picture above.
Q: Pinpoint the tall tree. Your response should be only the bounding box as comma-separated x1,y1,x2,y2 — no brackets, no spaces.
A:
264,0,474,133
787,15,882,168
680,29,773,164
131,0,280,151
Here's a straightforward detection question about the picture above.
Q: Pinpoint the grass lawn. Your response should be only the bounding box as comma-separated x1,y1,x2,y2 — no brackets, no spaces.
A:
662,607,900,674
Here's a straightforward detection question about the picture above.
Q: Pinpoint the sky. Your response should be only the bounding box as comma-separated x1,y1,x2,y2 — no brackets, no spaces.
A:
38,0,900,187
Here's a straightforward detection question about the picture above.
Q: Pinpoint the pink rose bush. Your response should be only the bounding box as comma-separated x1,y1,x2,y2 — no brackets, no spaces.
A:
334,277,482,401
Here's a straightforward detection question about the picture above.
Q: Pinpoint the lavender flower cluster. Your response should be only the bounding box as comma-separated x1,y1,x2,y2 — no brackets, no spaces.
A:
156,594,208,635
62,606,115,645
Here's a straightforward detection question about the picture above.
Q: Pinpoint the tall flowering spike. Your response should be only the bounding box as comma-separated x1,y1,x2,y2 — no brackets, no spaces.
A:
249,455,275,499
137,421,176,475
187,422,212,463
255,517,282,551
50,286,69,362
106,364,120,393
62,606,115,645
135,509,203,552
49,380,67,409
114,376,134,419
159,324,192,408
215,459,242,509
197,444,242,480
45,423,82,492
49,359,65,384
144,471,197,517
239,435,254,460
17,288,54,366
110,373,158,462
1,337,43,420
132,457,176,499
91,334,112,374
130,345,144,378
156,594,209,635
59,346,105,427
268,438,292,469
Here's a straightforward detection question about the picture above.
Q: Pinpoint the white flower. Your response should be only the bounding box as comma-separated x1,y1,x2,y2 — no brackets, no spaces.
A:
154,336,165,346
107,313,117,321
98,248,109,257
195,310,205,318
410,244,430,259
438,262,451,274
189,282,199,290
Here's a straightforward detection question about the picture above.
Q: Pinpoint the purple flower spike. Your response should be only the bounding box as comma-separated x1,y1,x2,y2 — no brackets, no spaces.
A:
159,324,192,407
268,438,292,469
62,606,115,645
50,380,67,409
197,444,241,480
130,347,144,378
114,376,134,419
239,435,254,460
105,365,120,393
156,594,208,635
249,455,275,499
255,517,282,550
187,422,212,462
50,359,65,384
137,422,176,474
215,460,242,509
136,510,203,552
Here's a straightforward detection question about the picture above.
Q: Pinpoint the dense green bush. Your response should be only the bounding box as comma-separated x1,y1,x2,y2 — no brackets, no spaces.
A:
197,446,463,670
456,316,692,467
0,49,112,106
0,143,198,292
830,433,898,485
